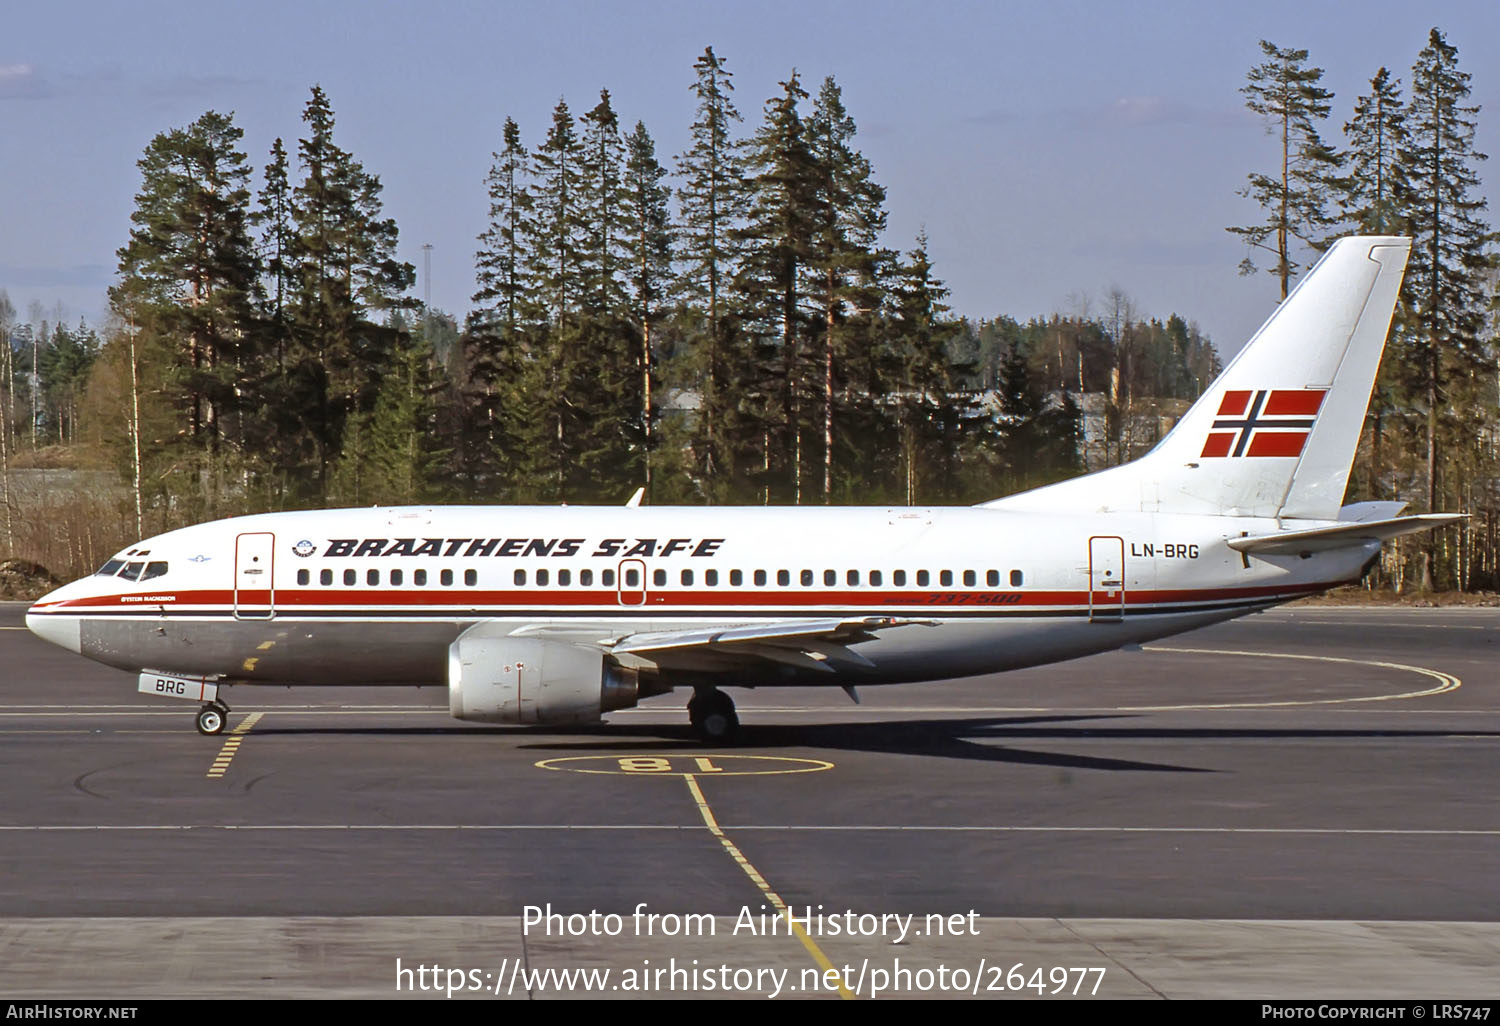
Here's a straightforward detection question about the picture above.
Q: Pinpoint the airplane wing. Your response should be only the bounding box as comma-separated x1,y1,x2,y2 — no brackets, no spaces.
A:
609,616,938,674
516,616,936,675
1228,514,1465,556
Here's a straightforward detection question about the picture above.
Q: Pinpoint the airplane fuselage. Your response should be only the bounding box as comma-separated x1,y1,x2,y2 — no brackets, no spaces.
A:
26,504,1374,690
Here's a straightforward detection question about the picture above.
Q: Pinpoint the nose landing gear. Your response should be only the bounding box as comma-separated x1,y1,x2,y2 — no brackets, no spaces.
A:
195,700,231,736
687,688,739,744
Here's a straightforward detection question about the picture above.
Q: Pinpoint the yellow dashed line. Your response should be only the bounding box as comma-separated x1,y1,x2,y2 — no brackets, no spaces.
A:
683,774,854,1000
205,711,263,778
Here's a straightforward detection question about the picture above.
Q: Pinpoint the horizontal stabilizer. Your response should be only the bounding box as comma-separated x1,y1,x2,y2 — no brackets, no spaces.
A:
1227,514,1465,556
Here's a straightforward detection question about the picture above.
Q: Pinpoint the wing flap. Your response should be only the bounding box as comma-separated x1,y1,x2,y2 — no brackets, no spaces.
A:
607,616,935,673
610,616,934,654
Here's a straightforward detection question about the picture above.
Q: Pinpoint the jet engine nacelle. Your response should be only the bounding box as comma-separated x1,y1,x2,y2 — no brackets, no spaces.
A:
447,634,640,724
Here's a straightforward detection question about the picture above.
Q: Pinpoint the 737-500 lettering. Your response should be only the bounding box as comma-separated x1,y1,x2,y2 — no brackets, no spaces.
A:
1129,542,1199,559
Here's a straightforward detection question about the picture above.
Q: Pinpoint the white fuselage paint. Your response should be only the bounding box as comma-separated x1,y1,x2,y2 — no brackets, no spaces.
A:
25,504,1374,690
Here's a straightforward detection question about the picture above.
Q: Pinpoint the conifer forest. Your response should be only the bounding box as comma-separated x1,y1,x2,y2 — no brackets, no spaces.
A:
1,32,1495,593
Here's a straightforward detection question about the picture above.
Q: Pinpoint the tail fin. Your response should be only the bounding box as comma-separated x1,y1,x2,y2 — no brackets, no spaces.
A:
983,236,1410,520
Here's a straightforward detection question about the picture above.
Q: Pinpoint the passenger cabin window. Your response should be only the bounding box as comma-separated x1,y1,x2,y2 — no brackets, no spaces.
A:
441,569,454,587
729,569,742,587
391,569,403,586
514,569,526,586
1010,569,1024,587
824,569,836,586
367,569,379,586
343,569,356,586
581,569,594,586
653,569,666,586
754,570,767,587
414,569,427,586
800,570,813,587
893,570,906,586
963,570,976,587
847,570,859,586
559,569,571,586
602,569,615,587
681,569,694,586
321,569,333,586
297,569,309,586
705,570,718,586
625,568,639,587
870,570,882,586
97,560,125,577
465,570,478,586
987,570,999,587
940,570,953,587
916,570,930,587
536,569,548,586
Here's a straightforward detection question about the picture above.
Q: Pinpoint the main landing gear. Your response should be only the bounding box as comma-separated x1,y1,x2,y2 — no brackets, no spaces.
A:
687,688,739,744
196,700,231,736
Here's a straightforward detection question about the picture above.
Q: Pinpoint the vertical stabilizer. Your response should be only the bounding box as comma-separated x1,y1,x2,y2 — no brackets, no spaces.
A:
983,236,1410,520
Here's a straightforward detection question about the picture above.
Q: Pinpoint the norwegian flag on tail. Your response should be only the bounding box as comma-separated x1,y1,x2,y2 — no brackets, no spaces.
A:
1201,389,1327,458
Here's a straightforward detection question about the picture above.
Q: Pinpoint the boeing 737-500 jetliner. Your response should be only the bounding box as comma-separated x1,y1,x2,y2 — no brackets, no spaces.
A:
27,236,1458,741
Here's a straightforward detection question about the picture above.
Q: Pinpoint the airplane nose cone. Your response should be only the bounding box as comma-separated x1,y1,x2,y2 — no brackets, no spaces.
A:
27,588,83,654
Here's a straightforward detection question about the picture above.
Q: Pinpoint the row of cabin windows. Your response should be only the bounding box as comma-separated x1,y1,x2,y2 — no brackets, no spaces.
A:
295,567,1026,589
297,568,477,587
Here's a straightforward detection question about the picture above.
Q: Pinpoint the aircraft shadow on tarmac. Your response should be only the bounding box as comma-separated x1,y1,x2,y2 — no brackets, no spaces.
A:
243,715,1500,774
247,714,1217,774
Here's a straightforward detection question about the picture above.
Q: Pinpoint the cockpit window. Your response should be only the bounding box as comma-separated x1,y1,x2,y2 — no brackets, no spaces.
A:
97,560,125,576
119,562,145,581
141,562,168,581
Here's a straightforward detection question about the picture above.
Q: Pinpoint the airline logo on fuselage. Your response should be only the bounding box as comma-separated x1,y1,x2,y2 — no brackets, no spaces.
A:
319,537,726,559
1201,389,1326,458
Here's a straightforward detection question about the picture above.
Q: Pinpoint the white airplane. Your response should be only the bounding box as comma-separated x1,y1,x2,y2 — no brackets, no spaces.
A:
27,236,1458,741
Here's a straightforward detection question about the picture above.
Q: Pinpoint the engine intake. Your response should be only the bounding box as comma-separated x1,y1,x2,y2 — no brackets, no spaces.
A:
448,634,641,724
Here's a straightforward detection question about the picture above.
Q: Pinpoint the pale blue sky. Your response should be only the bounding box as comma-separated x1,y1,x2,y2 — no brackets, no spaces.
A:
2,1,1497,358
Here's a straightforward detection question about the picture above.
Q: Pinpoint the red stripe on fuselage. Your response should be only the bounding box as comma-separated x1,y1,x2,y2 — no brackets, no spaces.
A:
30,580,1329,614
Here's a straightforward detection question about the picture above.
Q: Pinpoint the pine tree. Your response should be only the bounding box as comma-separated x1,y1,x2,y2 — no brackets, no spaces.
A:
110,109,261,510
37,319,100,444
890,232,959,503
1228,40,1342,299
524,99,589,495
530,98,587,329
258,138,297,369
1339,68,1410,234
363,326,448,505
675,46,748,496
1338,69,1410,513
288,85,416,495
734,71,818,503
1394,28,1494,588
0,290,13,552
474,117,537,335
805,75,887,502
995,345,1078,493
620,121,674,498
579,90,629,317
467,117,537,496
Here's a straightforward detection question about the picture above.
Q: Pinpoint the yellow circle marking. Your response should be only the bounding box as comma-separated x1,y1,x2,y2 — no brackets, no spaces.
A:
534,754,833,777
1138,647,1461,709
